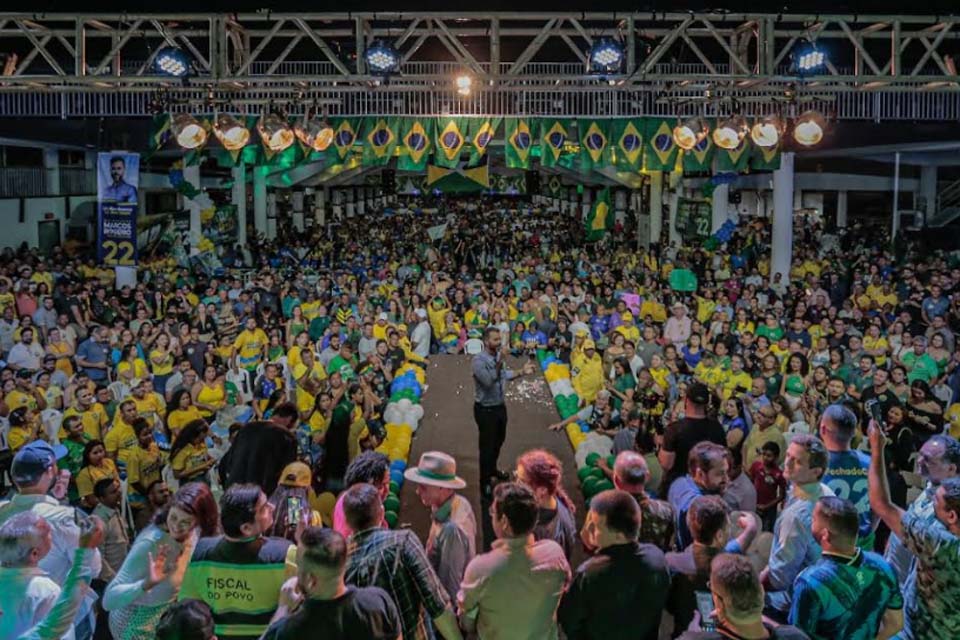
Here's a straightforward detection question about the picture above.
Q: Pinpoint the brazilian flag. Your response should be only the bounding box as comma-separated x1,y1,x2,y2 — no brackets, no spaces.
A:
578,120,610,172
750,143,781,171
326,118,360,165
148,114,171,154
682,125,715,173
545,174,565,198
612,119,644,171
397,118,434,171
435,118,468,168
505,118,535,169
468,117,502,165
214,115,260,168
540,119,571,168
585,188,613,241
258,116,304,168
362,117,399,167
644,119,678,171
716,138,752,173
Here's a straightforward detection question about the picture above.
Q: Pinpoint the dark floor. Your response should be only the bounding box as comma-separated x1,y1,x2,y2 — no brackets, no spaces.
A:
399,354,587,567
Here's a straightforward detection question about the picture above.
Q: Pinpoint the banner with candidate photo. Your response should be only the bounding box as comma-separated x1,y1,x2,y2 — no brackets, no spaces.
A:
97,152,140,267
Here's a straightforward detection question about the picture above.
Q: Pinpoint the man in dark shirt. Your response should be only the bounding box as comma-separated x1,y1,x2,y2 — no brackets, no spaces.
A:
659,383,726,495
559,489,669,640
261,527,401,640
219,407,299,495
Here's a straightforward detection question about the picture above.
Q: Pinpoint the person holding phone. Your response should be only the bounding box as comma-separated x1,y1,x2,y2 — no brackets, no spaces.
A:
266,462,323,541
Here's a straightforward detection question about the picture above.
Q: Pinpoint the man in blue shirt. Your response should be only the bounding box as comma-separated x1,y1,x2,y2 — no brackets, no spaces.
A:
921,284,949,325
667,442,730,549
102,156,137,203
819,403,876,547
75,325,111,383
790,496,903,640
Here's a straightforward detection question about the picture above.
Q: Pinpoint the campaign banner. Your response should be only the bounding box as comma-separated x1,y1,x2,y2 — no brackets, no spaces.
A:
97,152,140,266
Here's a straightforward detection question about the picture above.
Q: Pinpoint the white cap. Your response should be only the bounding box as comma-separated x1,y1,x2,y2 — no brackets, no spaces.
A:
378,312,388,321
415,308,428,319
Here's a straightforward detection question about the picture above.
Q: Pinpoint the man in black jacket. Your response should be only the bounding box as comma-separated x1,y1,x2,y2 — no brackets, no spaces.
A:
219,404,299,495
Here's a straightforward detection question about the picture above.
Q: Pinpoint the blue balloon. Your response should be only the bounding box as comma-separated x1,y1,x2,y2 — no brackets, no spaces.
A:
390,469,405,487
580,423,591,433
390,459,407,472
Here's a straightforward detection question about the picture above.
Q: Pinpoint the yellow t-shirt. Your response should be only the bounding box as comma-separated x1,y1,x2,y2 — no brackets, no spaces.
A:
62,404,109,441
126,443,164,495
234,329,268,369
172,442,210,479
76,459,119,499
117,359,149,380
8,426,34,452
863,336,890,367
5,389,37,413
721,371,753,399
104,421,139,467
615,325,640,344
947,403,960,439
308,410,328,437
0,292,14,314
149,349,174,376
167,406,204,438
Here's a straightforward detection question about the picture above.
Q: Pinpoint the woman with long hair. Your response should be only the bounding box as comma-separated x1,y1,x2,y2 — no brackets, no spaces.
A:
905,379,944,447
104,482,219,640
192,364,226,421
169,419,216,484
165,389,204,441
266,462,323,541
514,449,577,561
721,397,749,451
149,332,175,393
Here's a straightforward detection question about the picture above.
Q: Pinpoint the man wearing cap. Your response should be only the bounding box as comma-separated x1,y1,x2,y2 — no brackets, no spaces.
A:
0,441,103,639
664,302,692,348
572,339,604,405
405,451,477,603
411,308,432,360
659,382,726,494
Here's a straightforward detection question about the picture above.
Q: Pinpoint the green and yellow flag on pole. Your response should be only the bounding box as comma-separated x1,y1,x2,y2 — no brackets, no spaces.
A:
644,119,678,171
468,117,501,165
578,120,610,172
435,118,468,168
505,118,535,169
361,117,399,167
397,118,434,171
585,187,613,241
539,118,571,168
612,119,644,171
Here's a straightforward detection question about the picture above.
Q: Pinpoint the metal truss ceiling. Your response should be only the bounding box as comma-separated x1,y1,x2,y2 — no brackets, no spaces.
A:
2,12,960,119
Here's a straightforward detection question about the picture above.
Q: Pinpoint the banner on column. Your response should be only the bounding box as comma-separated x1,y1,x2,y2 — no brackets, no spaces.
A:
97,152,139,267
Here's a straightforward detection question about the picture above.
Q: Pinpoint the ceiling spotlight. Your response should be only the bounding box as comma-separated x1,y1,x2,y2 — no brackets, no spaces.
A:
213,114,250,151
456,75,472,96
793,110,826,147
712,115,748,150
171,113,207,149
365,41,400,75
258,113,295,152
794,43,827,74
672,117,710,151
750,115,784,148
294,114,334,152
588,38,623,75
154,46,191,78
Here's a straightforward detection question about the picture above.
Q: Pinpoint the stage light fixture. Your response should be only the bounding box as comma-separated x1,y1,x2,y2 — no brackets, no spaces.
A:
794,43,826,74
154,47,191,78
712,115,748,150
258,113,295,152
672,117,710,151
171,113,207,149
588,38,623,75
294,114,334,152
793,110,826,147
365,41,400,75
213,114,250,151
750,115,784,148
455,74,472,96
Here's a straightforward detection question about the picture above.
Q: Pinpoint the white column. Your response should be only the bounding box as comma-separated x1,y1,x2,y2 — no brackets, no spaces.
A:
793,187,803,211
668,190,681,247
253,167,268,238
649,171,663,246
315,189,327,227
920,164,937,224
346,188,355,218
892,152,901,239
183,164,202,255
581,188,592,220
356,187,365,216
266,192,278,240
836,190,848,228
292,191,305,232
712,182,729,232
232,162,247,247
43,149,60,196
771,152,795,283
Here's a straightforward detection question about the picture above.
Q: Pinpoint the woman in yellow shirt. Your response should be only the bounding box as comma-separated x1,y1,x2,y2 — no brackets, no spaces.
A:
170,419,216,484
192,365,226,419
116,344,149,385
45,327,75,377
286,331,313,371
149,332,175,392
863,324,890,367
166,389,205,440
76,439,120,508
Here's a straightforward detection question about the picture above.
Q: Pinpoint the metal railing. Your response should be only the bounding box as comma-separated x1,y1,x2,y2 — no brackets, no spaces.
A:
59,168,96,195
0,167,96,198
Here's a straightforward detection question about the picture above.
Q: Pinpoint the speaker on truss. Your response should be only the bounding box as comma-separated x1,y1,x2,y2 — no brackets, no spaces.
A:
381,169,396,194
525,171,541,195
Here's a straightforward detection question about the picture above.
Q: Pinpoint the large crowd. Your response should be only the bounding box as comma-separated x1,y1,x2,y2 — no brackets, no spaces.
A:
0,195,958,640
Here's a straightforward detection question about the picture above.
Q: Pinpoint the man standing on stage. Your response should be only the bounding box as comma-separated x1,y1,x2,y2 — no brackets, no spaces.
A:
472,326,536,496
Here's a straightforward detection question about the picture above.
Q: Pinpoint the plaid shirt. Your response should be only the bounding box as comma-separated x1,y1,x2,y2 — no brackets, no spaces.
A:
346,527,451,640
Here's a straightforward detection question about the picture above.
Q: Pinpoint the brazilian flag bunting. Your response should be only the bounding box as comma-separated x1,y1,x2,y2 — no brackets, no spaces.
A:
644,119,678,171
612,119,644,171
750,143,781,171
362,117,399,167
468,117,502,165
545,174,565,197
578,120,610,173
682,124,715,173
148,114,171,154
326,118,360,165
539,119,571,168
716,138,752,173
397,118,434,171
505,118,535,169
585,187,613,241
435,118,468,168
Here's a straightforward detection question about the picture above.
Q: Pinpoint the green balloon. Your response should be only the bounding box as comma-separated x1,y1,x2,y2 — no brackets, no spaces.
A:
384,494,401,513
389,481,400,495
606,455,616,468
586,453,601,467
384,510,398,528
595,479,614,493
577,466,595,482
582,477,601,497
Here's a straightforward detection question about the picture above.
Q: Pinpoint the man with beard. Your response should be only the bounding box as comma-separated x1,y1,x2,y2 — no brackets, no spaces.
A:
668,442,731,550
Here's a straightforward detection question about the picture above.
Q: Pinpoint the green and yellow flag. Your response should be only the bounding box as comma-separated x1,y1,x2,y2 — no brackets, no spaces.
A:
644,119,678,171
612,119,644,171
750,143,781,171
362,117,399,167
505,118,535,169
326,118,360,165
585,188,613,241
545,174,565,198
397,118,434,171
716,138,751,173
148,114,171,154
426,164,490,192
579,120,611,172
682,125,715,173
468,117,502,165
540,119,571,168
435,118,468,168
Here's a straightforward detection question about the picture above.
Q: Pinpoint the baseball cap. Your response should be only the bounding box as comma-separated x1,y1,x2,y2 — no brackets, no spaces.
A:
279,462,312,488
687,382,710,406
415,308,427,319
12,440,68,485
583,339,596,350
377,312,388,321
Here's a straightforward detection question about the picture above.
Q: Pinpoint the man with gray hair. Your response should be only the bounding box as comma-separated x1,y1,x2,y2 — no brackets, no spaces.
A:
819,403,876,547
606,451,676,552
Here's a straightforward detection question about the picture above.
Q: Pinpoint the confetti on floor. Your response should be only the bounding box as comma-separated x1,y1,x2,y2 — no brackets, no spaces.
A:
505,378,554,407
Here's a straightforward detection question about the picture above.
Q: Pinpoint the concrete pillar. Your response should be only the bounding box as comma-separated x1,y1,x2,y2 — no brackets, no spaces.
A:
668,190,681,247
920,165,937,223
43,149,60,196
183,164,202,255
712,182,729,232
793,187,803,211
266,192,278,240
292,191,305,232
346,188,355,218
253,167,268,238
836,190,848,228
771,152,795,283
315,189,327,227
649,171,663,246
356,187,365,216
581,188,592,220
232,162,247,247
